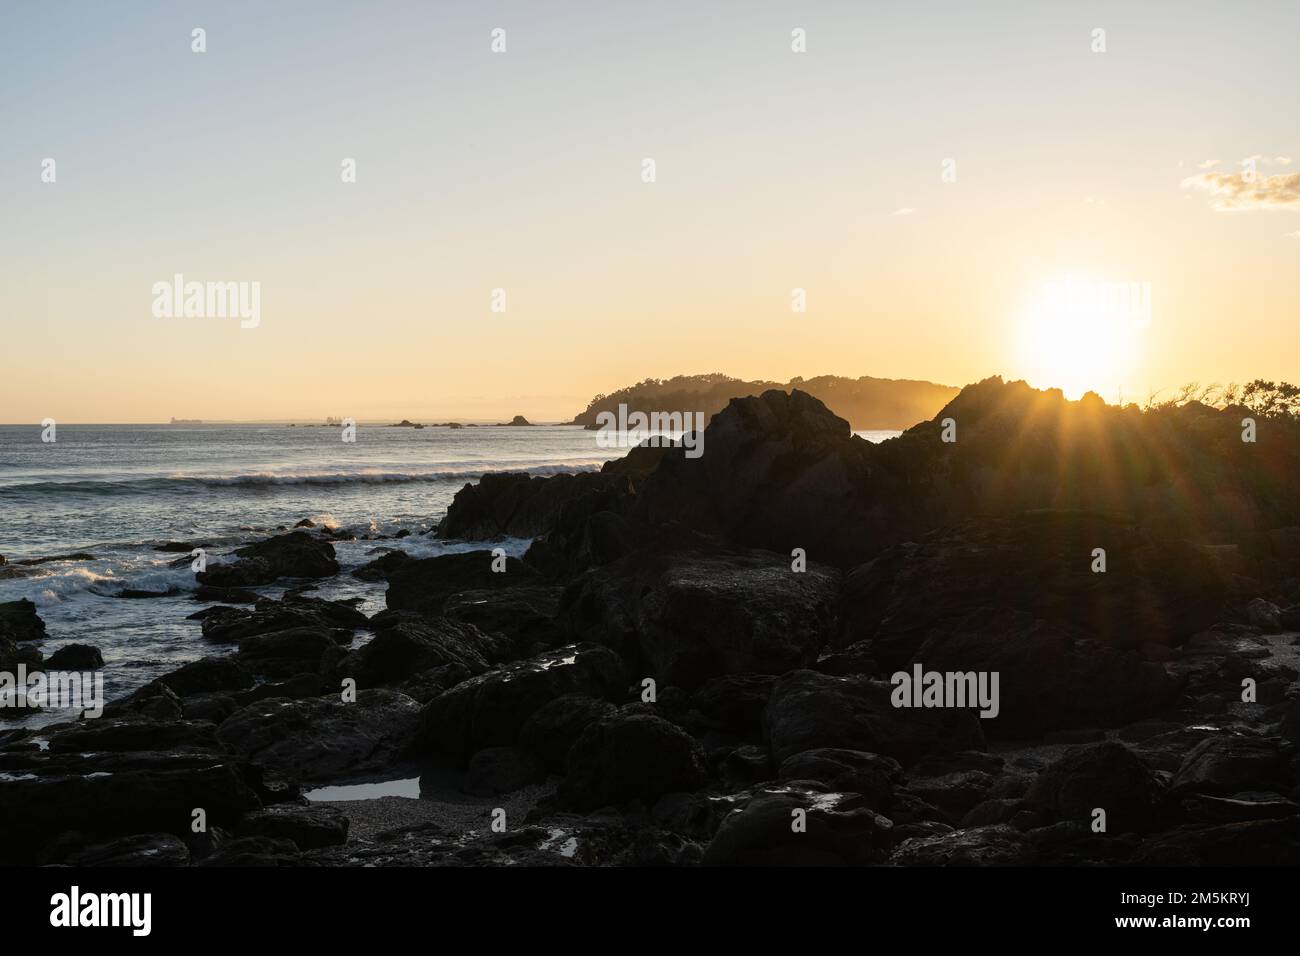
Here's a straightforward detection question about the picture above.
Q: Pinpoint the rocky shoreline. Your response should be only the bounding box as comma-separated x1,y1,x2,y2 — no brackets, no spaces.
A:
2,377,1299,866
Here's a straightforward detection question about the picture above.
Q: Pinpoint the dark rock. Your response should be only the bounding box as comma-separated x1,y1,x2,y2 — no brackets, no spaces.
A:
338,617,496,687
0,757,260,861
1244,598,1282,632
1181,791,1300,823
352,550,412,582
465,747,540,795
691,673,778,734
197,531,338,588
0,599,46,643
443,585,565,646
235,805,349,849
518,695,616,772
152,656,256,697
776,748,899,807
764,669,985,767
702,785,893,865
64,832,191,867
563,545,840,689
236,628,347,679
199,600,361,643
419,644,626,762
1169,736,1281,796
197,836,306,867
890,824,1033,865
557,709,707,810
195,585,261,604
216,690,421,782
43,644,104,669
633,389,886,567
1132,817,1300,865
47,717,220,754
385,550,543,616
438,471,631,542
855,513,1228,665
1026,742,1165,833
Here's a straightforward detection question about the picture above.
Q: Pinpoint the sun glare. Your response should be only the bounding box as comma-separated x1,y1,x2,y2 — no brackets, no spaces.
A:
1017,276,1147,401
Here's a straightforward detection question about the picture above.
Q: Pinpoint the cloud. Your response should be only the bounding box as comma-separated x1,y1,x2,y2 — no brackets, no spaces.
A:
1277,156,1294,165
892,207,915,216
1181,170,1300,210
1285,230,1300,239
1197,159,1220,168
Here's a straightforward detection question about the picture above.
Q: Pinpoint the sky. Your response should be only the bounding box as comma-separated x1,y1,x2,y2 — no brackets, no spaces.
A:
2,0,1298,422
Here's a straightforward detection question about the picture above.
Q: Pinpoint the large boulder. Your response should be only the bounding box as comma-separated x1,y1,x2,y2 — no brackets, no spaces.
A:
198,597,365,643
234,805,349,850
702,785,894,865
418,644,626,762
197,532,339,588
337,617,498,687
385,550,543,616
764,669,985,767
0,752,260,862
518,695,616,772
851,513,1229,666
1026,741,1165,833
438,471,632,541
216,690,421,782
0,599,46,643
236,628,347,679
563,545,840,688
633,390,890,567
557,708,707,810
1169,736,1282,797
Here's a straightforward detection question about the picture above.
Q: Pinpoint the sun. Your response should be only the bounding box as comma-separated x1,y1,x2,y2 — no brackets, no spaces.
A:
1016,276,1147,401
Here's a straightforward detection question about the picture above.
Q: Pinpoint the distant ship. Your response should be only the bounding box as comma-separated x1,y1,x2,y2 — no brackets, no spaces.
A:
169,417,202,424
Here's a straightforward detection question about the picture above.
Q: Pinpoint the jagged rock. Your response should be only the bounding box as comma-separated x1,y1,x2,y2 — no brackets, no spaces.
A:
1169,736,1281,796
702,785,893,865
235,805,349,849
385,550,543,616
557,709,707,810
200,597,364,643
438,471,630,541
63,832,192,867
0,599,46,643
764,669,985,767
518,695,616,772
43,644,104,669
197,532,338,588
216,690,421,782
150,656,256,697
691,674,778,734
1026,742,1165,833
236,628,349,679
352,550,412,582
1245,598,1283,632
419,644,626,762
337,617,497,687
465,747,540,796
563,545,840,689
776,748,900,807
443,585,565,646
890,824,1033,865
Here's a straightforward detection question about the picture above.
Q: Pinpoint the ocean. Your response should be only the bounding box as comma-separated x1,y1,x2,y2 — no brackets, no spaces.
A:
0,423,901,723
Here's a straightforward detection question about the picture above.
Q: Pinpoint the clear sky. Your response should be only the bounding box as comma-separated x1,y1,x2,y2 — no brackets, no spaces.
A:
3,0,1298,422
